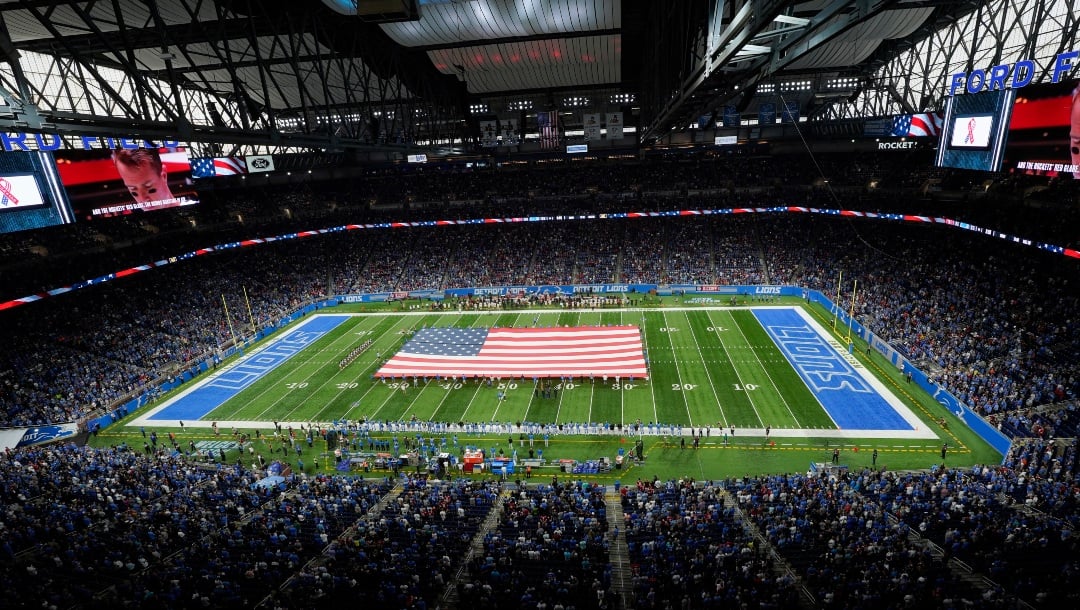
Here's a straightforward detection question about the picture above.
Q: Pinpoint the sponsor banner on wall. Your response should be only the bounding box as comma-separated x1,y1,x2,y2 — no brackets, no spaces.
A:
781,101,800,123
759,103,777,124
723,105,741,128
246,155,275,173
501,118,519,145
14,423,78,448
583,113,601,141
480,120,499,147
606,112,624,140
863,118,893,137
442,284,652,298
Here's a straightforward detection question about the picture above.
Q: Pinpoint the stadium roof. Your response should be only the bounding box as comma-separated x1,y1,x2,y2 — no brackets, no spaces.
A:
0,0,997,149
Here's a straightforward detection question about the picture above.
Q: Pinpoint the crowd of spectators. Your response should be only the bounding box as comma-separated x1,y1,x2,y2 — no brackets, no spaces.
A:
691,431,1077,608
621,477,801,609
282,476,500,608
115,473,395,608
761,216,1080,418
0,443,281,607
853,465,1073,606
5,435,1080,608
464,480,614,609
3,148,1051,298
0,440,401,608
0,154,1078,429
0,159,1075,427
0,242,328,426
724,469,1005,608
3,151,1080,609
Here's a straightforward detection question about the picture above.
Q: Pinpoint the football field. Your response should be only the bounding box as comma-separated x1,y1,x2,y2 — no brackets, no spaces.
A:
134,305,939,442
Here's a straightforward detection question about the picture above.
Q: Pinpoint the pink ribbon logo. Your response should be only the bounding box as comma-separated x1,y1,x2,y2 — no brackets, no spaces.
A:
0,178,18,206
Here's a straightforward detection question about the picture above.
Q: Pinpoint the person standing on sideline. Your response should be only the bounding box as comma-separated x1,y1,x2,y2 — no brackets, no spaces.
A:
941,443,948,462
872,448,878,466
832,448,840,464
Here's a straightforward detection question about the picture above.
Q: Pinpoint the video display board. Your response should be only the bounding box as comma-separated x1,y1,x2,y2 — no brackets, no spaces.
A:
947,115,995,148
54,146,199,219
0,151,74,234
1003,80,1079,178
936,89,1015,171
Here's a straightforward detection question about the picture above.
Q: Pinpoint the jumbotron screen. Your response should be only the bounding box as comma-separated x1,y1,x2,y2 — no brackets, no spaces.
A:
936,88,1014,171
0,151,75,234
1003,80,1079,179
947,115,995,149
54,147,200,220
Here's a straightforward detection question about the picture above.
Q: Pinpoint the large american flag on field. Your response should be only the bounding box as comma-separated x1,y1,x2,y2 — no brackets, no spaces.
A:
374,326,648,379
891,112,944,137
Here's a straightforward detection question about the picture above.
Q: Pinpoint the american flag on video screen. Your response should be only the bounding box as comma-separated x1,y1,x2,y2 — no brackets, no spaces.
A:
374,326,648,379
213,157,248,175
190,157,215,178
891,112,943,137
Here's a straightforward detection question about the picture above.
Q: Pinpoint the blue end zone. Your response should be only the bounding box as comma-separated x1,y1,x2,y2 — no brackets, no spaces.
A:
149,315,351,421
752,309,912,431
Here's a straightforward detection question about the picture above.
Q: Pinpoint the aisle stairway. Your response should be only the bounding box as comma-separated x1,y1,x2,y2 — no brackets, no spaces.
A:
605,487,634,610
440,484,510,608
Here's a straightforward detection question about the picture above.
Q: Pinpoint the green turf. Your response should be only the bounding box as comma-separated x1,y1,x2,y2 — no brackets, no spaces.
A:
96,300,1008,479
205,307,855,432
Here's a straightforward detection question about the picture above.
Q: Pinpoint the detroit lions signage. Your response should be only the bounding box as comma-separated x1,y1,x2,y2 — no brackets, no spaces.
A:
16,424,78,447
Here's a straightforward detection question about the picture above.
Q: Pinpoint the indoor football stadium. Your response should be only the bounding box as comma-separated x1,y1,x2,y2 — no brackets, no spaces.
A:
1,1,1079,608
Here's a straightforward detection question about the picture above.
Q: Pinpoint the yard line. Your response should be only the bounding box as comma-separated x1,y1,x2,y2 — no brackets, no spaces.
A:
459,382,486,422
619,310,625,425
316,314,452,422
397,378,431,421
368,381,409,422
728,312,804,427
490,312,530,422
249,317,380,421
523,377,539,422
706,310,765,428
457,314,494,422
436,378,480,423
551,309,585,424
280,317,410,421
588,375,596,424
661,310,694,426
682,310,729,426
554,374,568,423
638,310,658,425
